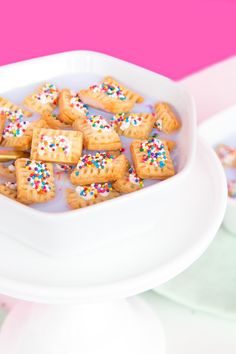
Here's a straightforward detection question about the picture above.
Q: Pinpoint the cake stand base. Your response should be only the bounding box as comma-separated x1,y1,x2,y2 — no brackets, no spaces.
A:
0,296,165,354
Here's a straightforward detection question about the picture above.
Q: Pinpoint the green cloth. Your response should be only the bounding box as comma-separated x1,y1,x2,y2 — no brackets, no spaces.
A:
154,227,236,320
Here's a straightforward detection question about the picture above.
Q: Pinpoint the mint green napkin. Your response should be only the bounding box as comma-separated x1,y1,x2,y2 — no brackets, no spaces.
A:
154,227,236,320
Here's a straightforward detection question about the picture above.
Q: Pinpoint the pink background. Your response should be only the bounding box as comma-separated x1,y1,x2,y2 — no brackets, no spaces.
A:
0,0,236,80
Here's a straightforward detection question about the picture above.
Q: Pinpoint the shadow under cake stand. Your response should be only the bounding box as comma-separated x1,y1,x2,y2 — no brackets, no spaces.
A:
0,137,227,354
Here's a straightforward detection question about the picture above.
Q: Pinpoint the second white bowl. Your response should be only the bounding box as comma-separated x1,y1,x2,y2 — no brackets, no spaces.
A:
199,104,236,235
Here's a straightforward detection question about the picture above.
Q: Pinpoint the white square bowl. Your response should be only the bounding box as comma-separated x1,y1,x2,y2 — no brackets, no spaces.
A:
0,51,197,256
199,105,236,235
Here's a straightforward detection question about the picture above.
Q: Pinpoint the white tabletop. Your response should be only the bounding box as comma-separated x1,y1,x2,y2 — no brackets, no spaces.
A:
1,56,236,353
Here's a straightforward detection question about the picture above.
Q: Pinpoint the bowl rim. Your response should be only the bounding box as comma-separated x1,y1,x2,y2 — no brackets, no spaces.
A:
0,50,197,218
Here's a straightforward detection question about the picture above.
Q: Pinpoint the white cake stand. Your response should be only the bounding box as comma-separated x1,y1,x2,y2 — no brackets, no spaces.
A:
0,137,227,354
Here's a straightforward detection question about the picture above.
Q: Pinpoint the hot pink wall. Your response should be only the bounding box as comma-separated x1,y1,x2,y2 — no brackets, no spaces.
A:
1,0,235,79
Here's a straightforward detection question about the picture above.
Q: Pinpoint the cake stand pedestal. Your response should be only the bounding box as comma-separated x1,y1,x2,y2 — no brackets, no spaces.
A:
0,298,165,354
0,137,227,354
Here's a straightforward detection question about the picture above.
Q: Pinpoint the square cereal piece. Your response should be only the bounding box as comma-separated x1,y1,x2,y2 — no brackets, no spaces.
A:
66,183,119,209
23,83,59,114
0,114,6,143
73,114,122,151
59,89,88,124
79,76,143,114
41,112,71,130
0,182,17,200
70,153,127,185
111,112,155,139
1,118,48,151
15,158,55,204
130,137,175,180
113,166,144,194
154,102,181,134
31,128,83,164
0,97,32,117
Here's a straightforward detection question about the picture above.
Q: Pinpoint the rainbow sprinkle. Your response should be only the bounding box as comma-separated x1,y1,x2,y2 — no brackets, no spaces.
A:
76,182,112,200
139,138,167,168
25,160,51,193
111,113,143,130
3,120,30,138
34,83,59,105
70,91,88,115
38,134,71,156
0,108,24,122
90,82,127,100
88,115,113,132
75,153,114,176
128,167,144,187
